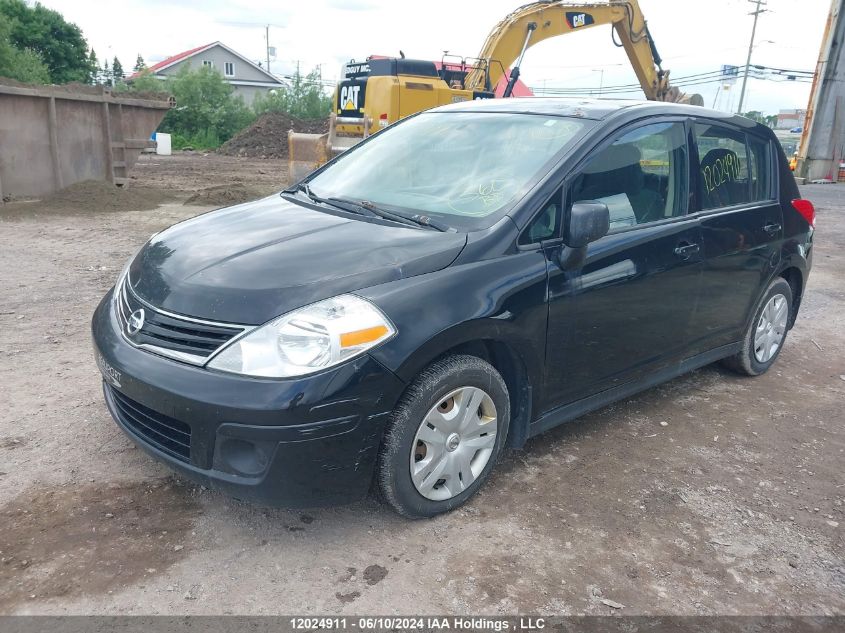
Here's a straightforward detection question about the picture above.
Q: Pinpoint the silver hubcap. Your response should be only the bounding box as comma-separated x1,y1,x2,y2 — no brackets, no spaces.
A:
410,386,497,501
754,293,788,363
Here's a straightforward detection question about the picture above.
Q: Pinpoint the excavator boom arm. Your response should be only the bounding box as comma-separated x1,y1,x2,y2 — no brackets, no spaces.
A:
465,0,684,102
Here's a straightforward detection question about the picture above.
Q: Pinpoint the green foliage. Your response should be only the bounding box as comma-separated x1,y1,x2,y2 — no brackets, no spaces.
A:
123,65,253,149
252,67,331,119
100,58,110,85
87,48,98,83
112,57,124,85
170,129,221,151
163,65,254,145
0,0,92,83
119,70,165,93
0,18,50,83
10,45,50,83
133,53,146,73
742,111,777,128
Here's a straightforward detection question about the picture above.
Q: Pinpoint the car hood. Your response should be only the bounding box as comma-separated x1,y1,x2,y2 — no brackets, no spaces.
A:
127,194,467,324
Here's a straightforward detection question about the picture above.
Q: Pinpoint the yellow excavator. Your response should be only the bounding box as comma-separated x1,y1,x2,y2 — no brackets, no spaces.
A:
289,0,703,179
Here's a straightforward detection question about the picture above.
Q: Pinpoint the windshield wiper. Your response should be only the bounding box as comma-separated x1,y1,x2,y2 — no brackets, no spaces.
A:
333,197,452,232
286,186,452,232
286,183,375,218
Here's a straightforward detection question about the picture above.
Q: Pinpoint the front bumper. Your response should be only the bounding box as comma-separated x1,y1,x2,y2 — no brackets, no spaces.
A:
92,290,406,507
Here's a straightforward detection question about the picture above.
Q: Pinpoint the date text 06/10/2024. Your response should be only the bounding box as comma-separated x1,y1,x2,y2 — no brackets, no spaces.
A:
288,617,546,631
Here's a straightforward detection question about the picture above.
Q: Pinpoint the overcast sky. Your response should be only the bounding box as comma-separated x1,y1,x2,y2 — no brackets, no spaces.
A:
41,0,831,114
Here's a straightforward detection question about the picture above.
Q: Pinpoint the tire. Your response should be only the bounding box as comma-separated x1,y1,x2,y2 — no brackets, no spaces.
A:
377,354,510,518
722,277,793,376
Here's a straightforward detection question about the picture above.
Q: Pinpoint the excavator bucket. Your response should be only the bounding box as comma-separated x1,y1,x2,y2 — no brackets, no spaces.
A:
288,130,329,183
662,85,704,106
288,113,374,183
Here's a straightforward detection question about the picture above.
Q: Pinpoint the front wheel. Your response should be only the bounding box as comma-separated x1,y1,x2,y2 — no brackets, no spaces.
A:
377,355,510,518
723,277,793,376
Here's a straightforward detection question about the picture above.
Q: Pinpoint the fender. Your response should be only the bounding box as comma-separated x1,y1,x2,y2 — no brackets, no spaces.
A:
743,236,811,335
358,250,551,445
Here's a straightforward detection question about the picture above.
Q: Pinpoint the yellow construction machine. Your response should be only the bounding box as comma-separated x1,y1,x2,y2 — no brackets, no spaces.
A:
289,0,703,179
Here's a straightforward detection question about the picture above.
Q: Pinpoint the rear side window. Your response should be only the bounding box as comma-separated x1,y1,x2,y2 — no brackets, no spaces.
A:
694,123,750,210
748,135,773,201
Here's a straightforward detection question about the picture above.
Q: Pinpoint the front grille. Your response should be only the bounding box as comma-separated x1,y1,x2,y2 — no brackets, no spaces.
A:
117,278,247,365
106,385,192,463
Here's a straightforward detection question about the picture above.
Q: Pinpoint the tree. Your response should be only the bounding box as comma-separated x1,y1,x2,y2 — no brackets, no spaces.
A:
252,66,331,119
123,65,254,149
163,65,254,145
87,48,98,84
122,70,165,93
112,57,124,85
0,19,50,83
741,111,777,128
101,58,110,86
0,0,91,83
133,54,146,73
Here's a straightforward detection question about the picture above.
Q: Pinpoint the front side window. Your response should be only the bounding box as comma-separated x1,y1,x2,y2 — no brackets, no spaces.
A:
308,112,589,229
224,61,235,76
694,123,750,209
571,121,687,231
202,60,214,68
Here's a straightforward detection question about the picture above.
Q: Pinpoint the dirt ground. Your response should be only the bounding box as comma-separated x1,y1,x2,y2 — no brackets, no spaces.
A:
0,154,842,615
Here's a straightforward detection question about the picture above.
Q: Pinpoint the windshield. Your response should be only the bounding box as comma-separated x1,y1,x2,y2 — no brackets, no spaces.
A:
307,112,589,228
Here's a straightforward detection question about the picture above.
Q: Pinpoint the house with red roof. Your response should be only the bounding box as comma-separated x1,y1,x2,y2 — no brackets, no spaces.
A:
130,42,285,105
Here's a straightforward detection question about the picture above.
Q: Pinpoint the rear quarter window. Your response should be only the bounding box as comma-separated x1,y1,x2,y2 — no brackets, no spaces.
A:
748,135,774,201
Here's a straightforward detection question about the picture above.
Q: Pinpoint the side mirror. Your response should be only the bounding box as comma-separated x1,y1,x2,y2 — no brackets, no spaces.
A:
565,200,610,248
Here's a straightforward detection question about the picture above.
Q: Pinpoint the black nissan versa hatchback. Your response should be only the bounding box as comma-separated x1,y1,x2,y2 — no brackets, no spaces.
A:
92,98,815,518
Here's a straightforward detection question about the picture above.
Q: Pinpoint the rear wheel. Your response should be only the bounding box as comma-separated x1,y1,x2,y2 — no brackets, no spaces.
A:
723,277,793,376
377,355,509,518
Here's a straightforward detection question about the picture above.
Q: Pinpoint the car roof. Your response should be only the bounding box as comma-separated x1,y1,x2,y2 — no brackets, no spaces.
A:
431,97,757,127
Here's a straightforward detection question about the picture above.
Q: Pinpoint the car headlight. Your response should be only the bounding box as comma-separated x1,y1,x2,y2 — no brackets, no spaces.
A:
206,295,396,378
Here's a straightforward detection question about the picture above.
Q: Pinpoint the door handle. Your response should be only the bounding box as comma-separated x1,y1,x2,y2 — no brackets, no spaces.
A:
763,223,782,235
674,242,700,260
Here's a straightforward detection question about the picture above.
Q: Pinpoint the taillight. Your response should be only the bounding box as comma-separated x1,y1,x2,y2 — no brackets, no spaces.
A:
791,199,815,228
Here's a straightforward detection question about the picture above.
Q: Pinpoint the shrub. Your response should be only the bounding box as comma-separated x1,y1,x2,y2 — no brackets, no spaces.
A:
0,18,50,83
253,67,331,120
122,65,254,149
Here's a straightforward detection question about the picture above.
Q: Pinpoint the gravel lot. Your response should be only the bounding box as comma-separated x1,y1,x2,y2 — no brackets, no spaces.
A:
1,155,843,615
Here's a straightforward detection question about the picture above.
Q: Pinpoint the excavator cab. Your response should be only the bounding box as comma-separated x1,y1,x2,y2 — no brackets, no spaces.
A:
289,56,492,180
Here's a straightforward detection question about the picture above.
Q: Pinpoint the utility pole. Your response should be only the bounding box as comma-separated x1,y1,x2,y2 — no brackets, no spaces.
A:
737,0,767,114
265,25,270,73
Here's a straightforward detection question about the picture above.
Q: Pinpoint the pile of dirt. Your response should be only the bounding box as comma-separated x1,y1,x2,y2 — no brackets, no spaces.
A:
1,180,174,215
218,112,329,159
184,183,271,206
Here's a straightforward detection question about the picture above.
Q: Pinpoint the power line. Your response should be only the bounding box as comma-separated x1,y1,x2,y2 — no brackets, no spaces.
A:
530,64,814,96
532,70,728,94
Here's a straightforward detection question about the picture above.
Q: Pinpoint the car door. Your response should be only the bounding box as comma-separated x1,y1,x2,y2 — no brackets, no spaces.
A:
543,119,704,409
686,122,783,354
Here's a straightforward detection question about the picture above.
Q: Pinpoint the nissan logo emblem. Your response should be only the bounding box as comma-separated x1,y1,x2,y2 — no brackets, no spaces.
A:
127,308,145,336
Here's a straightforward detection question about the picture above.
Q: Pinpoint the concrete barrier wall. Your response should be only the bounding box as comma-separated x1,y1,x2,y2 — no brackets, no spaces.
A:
0,83,170,200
